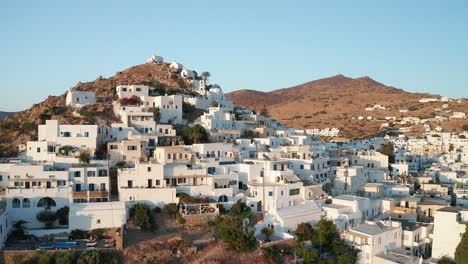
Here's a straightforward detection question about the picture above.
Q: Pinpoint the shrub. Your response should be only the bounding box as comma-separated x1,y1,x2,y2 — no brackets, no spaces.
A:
70,229,90,239
90,228,107,239
183,125,208,144
229,201,251,219
217,215,257,251
182,102,196,114
295,223,314,242
58,145,75,156
78,151,91,164
261,227,274,241
77,250,102,264
163,203,178,218
115,161,126,168
129,203,154,230
36,210,57,228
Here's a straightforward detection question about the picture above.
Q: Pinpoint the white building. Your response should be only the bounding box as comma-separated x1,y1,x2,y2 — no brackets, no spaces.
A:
66,90,96,108
342,220,402,264
431,207,468,260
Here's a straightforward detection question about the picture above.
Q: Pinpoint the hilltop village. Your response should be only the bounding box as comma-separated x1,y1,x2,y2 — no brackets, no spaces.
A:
0,55,468,264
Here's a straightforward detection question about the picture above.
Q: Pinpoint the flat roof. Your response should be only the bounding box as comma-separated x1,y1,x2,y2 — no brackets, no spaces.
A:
436,206,460,213
351,222,396,236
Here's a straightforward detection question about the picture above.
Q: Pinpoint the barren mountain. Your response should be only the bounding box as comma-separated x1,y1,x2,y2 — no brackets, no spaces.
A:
0,63,189,157
227,75,468,139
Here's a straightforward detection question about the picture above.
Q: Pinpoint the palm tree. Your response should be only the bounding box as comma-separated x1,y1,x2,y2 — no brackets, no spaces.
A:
201,71,211,82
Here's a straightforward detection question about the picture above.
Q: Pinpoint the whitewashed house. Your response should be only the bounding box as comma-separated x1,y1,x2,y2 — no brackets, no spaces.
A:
431,207,468,259
342,220,402,264
66,90,96,108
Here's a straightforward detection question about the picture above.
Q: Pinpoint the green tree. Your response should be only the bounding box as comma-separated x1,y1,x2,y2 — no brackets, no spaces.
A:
56,206,69,225
294,246,320,264
201,71,211,82
455,224,468,264
295,222,314,242
217,215,257,251
36,210,57,228
78,151,91,164
261,227,274,241
184,125,208,144
229,201,251,219
337,252,358,264
315,219,340,250
12,220,27,239
129,203,153,230
77,250,102,264
378,142,395,163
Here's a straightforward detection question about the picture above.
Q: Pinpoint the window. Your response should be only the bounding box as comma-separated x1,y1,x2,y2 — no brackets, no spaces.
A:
98,170,108,176
100,183,106,191
37,147,41,153
156,180,160,186
97,219,101,224
268,191,273,197
0,175,2,181
300,165,304,170
23,198,30,208
37,197,56,208
84,132,89,137
74,171,81,177
147,167,152,172
289,189,300,196
110,145,118,150
127,146,137,151
63,132,71,137
87,171,96,177
12,198,20,208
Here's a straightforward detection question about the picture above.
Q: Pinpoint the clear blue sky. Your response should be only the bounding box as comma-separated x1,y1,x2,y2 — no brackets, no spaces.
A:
1,0,468,111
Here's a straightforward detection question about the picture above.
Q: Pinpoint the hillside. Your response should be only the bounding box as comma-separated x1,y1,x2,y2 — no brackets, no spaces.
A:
0,63,189,157
227,75,468,139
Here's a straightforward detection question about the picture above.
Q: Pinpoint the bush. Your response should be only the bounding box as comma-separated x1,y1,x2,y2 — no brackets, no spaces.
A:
176,213,186,224
58,145,75,156
129,203,154,230
295,223,314,242
217,215,257,251
229,201,251,219
182,102,196,114
78,151,91,164
183,125,208,144
163,203,178,218
77,250,102,264
90,228,107,239
36,210,57,228
70,229,90,239
261,227,274,241
152,206,162,213
115,161,126,168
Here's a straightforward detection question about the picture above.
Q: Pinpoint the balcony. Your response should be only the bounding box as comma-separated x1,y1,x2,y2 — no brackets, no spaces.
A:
89,191,109,198
73,191,109,199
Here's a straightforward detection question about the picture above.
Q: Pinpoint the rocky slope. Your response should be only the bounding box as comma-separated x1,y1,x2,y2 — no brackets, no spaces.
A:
227,75,468,139
0,63,188,157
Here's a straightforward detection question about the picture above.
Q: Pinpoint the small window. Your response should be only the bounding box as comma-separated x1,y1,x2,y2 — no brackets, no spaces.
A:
147,167,151,172
97,219,101,224
268,191,273,197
